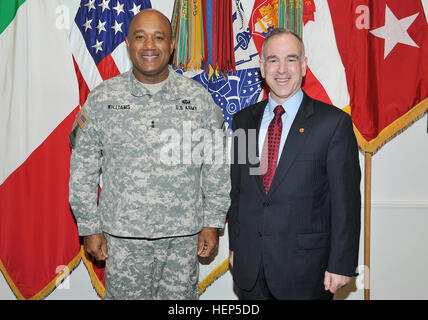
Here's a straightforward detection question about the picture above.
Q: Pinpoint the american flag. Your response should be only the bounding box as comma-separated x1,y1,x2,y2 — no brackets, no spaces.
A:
70,0,152,106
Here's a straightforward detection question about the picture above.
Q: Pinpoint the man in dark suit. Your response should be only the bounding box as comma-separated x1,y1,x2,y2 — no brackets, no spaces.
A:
228,28,361,300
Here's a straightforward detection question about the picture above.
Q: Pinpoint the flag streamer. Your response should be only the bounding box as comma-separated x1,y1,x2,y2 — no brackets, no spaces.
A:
187,0,204,70
278,0,303,36
172,0,235,74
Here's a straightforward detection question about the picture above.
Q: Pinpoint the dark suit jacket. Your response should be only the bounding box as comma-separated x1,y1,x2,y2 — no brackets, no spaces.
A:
228,92,361,299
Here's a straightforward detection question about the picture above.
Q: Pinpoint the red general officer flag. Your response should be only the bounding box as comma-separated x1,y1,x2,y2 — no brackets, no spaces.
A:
328,0,428,152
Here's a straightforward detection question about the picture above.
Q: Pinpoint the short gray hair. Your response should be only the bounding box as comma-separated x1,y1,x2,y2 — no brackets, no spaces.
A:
261,28,305,61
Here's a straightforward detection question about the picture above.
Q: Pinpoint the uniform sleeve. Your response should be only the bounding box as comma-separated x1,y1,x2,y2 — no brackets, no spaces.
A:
69,95,104,236
200,93,230,229
326,113,361,276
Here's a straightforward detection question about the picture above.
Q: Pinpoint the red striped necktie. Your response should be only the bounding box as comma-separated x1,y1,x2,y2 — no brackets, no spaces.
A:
262,105,285,194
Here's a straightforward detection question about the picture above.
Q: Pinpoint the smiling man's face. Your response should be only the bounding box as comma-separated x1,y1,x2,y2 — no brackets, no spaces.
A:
126,9,175,84
260,33,307,104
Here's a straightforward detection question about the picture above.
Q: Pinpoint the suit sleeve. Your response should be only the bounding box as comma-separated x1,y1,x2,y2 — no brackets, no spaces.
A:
228,114,241,251
326,113,361,276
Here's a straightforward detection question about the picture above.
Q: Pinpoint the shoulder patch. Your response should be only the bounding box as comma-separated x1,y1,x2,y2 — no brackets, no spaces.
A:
76,109,88,128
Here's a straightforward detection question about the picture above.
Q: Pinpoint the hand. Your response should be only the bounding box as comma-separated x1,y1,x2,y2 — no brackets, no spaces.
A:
83,233,108,261
323,271,352,294
197,227,219,258
229,250,234,269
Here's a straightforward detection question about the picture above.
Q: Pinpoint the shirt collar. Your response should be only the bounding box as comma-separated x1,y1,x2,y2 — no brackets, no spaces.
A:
267,89,303,117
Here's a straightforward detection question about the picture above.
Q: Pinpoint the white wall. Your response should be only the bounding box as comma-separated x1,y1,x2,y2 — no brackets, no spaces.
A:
1,0,427,300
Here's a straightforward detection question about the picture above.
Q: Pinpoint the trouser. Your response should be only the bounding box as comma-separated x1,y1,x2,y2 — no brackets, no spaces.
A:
104,233,199,300
237,260,276,300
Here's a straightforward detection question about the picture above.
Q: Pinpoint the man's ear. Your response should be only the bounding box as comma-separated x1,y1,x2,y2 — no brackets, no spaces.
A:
125,37,129,48
170,37,176,54
259,58,265,79
301,56,308,77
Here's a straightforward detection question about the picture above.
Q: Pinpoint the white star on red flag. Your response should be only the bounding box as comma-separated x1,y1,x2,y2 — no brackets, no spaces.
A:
370,5,420,59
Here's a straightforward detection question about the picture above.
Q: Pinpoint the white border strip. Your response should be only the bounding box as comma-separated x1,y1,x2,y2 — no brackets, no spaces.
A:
371,201,428,208
110,41,131,74
69,23,103,91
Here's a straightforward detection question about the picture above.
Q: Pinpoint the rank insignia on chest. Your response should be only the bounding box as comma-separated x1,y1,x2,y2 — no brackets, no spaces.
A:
76,109,87,129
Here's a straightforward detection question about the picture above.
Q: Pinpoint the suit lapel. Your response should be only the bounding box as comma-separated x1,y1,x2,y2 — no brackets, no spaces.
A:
268,93,315,196
247,100,268,196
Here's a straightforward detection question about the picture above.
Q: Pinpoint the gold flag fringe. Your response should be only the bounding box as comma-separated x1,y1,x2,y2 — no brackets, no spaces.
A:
198,258,230,295
342,98,428,154
0,242,230,299
0,250,82,300
80,245,106,299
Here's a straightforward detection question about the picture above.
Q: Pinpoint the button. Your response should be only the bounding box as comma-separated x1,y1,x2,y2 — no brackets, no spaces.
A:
258,232,262,237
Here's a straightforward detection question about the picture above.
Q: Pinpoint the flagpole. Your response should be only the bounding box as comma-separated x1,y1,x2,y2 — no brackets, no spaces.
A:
364,152,372,300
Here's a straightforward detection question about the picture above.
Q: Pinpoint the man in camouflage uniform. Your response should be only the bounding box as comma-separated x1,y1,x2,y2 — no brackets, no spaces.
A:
69,9,229,300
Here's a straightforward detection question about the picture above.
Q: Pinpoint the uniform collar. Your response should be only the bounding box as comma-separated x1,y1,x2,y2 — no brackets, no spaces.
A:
129,66,179,100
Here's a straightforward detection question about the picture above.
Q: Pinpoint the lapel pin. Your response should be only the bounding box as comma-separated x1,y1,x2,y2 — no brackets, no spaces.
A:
299,128,305,133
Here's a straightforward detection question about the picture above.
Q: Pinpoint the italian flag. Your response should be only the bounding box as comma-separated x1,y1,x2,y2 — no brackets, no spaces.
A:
0,0,81,299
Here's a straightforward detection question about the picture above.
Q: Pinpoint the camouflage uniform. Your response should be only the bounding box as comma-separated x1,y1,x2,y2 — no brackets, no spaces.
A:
69,68,229,299
104,233,199,300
